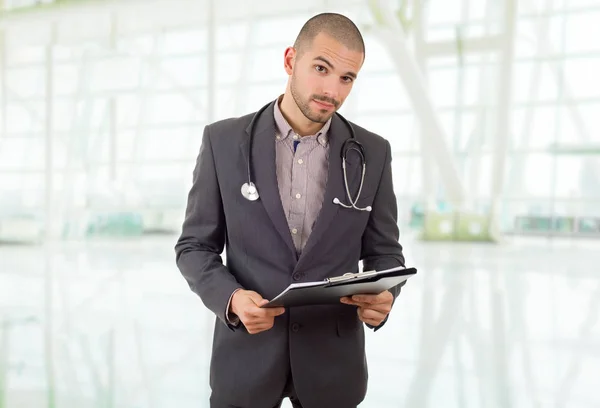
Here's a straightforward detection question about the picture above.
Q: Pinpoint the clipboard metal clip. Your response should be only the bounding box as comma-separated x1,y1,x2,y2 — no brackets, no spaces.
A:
325,270,378,284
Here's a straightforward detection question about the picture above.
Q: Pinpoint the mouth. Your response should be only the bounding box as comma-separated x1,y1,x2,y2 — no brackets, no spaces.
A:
312,99,336,110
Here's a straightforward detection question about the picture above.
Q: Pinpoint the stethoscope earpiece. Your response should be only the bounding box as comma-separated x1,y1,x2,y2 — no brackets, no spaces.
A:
241,100,370,212
333,197,372,212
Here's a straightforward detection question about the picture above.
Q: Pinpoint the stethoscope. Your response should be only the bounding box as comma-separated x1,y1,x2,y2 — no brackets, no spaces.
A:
241,101,372,212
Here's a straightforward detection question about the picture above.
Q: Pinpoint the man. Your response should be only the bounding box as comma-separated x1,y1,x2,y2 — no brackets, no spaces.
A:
175,12,406,408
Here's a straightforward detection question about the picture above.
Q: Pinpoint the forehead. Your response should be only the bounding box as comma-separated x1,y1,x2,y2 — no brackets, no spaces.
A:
302,32,364,71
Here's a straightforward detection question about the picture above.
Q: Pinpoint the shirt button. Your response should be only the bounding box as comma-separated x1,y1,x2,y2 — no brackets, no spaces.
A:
295,193,301,199
276,135,281,140
297,159,304,164
293,134,299,140
291,228,298,234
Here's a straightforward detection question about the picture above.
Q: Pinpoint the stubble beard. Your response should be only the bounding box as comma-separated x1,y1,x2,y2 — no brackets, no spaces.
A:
290,74,336,124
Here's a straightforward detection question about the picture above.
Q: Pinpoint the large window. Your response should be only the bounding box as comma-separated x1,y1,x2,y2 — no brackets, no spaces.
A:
0,0,598,238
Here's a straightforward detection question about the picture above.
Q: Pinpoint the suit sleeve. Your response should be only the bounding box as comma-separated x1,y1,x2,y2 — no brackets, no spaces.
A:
360,139,406,331
175,125,244,330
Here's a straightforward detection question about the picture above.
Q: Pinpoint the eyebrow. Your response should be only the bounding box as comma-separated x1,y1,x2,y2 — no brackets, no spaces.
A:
313,56,357,79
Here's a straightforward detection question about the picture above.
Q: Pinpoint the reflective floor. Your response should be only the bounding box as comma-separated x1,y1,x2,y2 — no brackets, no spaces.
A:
1,234,599,407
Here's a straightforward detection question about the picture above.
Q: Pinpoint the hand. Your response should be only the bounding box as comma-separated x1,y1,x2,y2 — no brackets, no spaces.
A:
230,290,285,334
340,290,393,327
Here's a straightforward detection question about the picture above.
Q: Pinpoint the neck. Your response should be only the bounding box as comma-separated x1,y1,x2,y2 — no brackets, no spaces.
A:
279,93,324,136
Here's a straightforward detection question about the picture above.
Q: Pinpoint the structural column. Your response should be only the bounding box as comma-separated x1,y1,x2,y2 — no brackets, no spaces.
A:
367,0,466,208
44,21,57,408
489,0,517,237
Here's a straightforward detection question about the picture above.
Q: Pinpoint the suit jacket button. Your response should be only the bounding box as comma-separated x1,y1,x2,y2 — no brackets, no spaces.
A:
291,323,300,332
293,273,302,281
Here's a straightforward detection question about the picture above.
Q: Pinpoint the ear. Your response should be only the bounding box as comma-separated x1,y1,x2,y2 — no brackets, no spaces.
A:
283,46,296,76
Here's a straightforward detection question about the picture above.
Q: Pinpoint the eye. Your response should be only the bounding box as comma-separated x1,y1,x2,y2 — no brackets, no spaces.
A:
341,76,354,83
315,65,327,73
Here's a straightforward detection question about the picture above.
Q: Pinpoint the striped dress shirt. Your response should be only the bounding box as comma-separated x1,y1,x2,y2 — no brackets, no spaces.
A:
273,96,332,255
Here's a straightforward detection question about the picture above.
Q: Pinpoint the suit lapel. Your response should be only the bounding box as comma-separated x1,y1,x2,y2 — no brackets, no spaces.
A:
241,100,297,256
296,114,362,267
240,102,363,264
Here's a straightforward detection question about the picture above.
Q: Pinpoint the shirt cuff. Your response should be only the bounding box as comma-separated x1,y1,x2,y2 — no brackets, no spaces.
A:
226,288,242,326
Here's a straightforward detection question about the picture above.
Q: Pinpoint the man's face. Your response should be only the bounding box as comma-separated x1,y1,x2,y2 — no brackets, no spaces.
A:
287,32,364,124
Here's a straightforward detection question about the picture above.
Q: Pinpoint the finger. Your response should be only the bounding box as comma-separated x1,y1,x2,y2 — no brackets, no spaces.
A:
351,294,380,305
246,321,274,334
245,311,283,327
341,299,372,309
340,296,354,305
358,307,387,322
241,300,269,318
357,308,378,326
255,306,285,317
245,319,272,329
246,326,268,334
242,308,263,319
247,291,266,305
358,315,381,327
353,292,393,306
365,302,392,315
249,321,273,330
246,304,284,317
375,290,394,303
252,299,285,317
341,296,364,306
268,307,285,316
357,308,385,326
249,297,268,307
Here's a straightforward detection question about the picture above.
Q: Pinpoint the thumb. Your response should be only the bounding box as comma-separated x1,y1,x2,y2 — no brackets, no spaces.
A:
246,291,266,305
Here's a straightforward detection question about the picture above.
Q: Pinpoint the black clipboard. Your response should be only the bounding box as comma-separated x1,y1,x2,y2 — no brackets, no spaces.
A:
261,266,417,308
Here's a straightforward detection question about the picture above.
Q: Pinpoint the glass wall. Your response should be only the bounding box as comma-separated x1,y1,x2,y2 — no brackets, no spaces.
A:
0,0,599,243
1,2,599,408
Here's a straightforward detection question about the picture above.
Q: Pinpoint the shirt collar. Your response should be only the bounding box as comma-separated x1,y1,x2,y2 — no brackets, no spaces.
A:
273,95,331,146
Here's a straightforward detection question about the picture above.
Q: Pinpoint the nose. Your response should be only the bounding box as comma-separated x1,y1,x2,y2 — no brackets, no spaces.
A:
321,78,341,103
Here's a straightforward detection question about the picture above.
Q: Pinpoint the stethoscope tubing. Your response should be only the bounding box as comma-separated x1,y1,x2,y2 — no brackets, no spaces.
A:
242,100,371,212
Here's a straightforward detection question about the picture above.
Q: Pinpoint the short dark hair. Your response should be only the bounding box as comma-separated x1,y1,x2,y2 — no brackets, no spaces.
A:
293,13,365,59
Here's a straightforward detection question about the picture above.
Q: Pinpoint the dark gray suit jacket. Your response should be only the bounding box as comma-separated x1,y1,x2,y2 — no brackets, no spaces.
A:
175,99,406,408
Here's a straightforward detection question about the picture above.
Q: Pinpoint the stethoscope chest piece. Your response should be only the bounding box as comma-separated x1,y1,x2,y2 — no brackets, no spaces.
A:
241,182,260,201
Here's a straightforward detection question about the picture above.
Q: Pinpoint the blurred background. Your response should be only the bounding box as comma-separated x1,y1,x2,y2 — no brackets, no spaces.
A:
0,0,599,407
